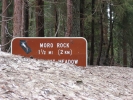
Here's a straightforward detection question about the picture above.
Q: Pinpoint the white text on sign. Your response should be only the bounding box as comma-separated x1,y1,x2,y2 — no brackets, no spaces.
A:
40,43,70,48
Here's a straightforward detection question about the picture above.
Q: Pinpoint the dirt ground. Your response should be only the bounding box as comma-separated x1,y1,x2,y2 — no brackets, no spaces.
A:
0,51,133,100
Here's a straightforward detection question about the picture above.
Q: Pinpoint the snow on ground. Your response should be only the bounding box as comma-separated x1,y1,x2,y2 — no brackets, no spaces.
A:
0,51,133,100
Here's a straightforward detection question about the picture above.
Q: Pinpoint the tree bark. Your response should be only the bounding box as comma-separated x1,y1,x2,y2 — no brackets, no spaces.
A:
71,0,80,36
110,3,114,65
54,0,58,37
35,0,44,37
80,0,84,37
96,3,104,65
1,0,9,52
65,0,80,37
13,0,23,37
90,0,95,65
123,35,127,67
122,11,128,67
130,48,133,68
104,3,114,65
65,0,73,37
24,0,29,37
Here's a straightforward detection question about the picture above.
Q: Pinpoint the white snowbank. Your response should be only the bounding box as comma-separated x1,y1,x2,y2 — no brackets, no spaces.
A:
0,51,133,100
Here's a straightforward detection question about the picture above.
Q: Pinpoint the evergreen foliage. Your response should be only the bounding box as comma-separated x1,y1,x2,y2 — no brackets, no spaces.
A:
0,0,133,67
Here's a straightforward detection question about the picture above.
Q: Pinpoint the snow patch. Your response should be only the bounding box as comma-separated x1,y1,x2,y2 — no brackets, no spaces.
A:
0,51,133,100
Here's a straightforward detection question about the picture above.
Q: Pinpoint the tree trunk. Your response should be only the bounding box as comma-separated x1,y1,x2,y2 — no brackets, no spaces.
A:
71,0,80,36
110,9,114,66
130,48,133,68
96,1,109,65
90,0,95,65
65,0,80,37
65,0,73,37
117,46,121,64
80,0,84,37
21,0,25,37
1,0,9,52
35,0,44,37
13,0,23,37
96,4,104,65
54,0,58,37
24,0,29,37
123,36,127,67
104,3,114,65
122,11,128,67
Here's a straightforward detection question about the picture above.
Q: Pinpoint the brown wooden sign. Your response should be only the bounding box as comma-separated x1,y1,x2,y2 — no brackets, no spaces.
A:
11,37,87,67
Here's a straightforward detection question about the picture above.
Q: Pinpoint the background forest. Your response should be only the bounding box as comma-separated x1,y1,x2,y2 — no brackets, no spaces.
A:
0,0,133,67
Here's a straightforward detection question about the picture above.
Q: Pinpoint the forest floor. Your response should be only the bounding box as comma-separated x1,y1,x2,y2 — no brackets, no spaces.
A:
0,51,133,100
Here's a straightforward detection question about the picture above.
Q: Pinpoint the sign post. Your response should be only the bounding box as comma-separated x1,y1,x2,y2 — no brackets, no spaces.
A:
11,37,87,67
